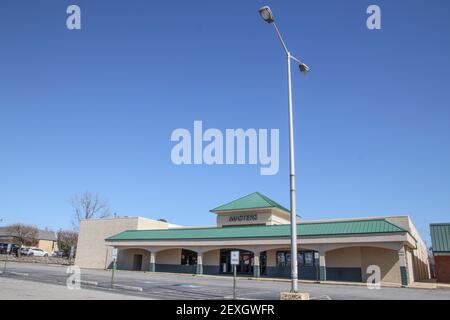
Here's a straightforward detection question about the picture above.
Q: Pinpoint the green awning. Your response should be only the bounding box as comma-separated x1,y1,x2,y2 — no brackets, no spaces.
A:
107,219,406,241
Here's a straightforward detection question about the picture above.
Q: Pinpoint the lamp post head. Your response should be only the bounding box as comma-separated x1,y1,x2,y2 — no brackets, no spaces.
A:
259,6,275,23
299,63,310,75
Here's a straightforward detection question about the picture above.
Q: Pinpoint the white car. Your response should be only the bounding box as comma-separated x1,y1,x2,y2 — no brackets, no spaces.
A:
26,248,49,257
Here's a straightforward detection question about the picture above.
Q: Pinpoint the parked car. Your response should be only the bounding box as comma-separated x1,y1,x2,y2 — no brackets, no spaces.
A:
52,250,66,258
24,248,49,257
0,243,8,254
0,243,19,255
20,247,31,256
10,244,20,255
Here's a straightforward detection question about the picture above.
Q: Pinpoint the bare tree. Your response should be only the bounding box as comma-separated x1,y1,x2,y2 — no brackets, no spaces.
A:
57,230,79,257
71,191,111,230
6,224,39,257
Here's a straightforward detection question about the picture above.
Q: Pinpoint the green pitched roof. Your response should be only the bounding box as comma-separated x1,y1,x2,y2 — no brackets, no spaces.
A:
430,223,450,253
107,219,407,241
211,192,290,213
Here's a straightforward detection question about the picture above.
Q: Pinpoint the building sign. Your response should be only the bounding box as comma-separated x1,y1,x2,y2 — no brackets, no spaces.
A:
228,214,258,223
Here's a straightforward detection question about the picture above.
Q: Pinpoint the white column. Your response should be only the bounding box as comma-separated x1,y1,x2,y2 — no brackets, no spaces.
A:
398,247,409,287
149,251,156,272
196,252,203,275
318,251,326,282
253,252,260,278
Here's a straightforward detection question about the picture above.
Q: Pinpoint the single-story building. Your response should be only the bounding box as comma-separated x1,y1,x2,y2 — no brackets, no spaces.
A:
76,192,430,286
0,227,58,253
430,223,450,283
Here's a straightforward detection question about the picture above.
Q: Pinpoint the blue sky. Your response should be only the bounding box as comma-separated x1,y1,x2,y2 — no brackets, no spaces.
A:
1,0,449,246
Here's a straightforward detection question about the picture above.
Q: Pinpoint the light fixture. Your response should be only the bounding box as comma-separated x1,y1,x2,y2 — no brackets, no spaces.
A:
259,6,275,23
299,63,310,75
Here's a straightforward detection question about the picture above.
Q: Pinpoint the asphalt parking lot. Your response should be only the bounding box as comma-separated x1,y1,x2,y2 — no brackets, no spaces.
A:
1,261,450,300
0,277,147,300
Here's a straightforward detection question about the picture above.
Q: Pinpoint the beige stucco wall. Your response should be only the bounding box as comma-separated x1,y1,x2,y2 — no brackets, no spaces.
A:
270,214,290,225
326,246,401,284
408,223,430,281
386,216,430,281
37,240,57,253
75,217,169,269
360,246,400,284
157,249,182,265
203,249,220,266
117,248,150,271
326,247,362,268
267,249,277,267
406,249,415,282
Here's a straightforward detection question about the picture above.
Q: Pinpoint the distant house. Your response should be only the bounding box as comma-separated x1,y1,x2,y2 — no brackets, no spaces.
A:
0,227,58,253
430,223,450,283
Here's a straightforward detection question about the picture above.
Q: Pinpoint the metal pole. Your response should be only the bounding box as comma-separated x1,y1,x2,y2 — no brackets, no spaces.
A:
2,254,7,275
233,264,237,299
111,260,116,288
287,51,298,293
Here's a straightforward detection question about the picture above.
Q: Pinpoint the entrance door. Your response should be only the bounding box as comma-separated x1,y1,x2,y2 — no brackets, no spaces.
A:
133,254,143,271
219,249,254,275
240,253,252,274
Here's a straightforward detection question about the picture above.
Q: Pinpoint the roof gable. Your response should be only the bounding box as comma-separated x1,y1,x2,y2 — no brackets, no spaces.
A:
211,192,290,213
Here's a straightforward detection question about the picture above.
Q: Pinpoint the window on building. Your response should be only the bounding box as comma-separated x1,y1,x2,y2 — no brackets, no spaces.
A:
277,252,286,267
181,249,197,266
277,251,295,266
276,250,316,267
304,252,314,266
298,252,305,266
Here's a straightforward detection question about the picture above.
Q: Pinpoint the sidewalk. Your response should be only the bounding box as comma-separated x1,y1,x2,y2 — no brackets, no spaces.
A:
131,269,407,289
142,270,450,290
409,279,450,290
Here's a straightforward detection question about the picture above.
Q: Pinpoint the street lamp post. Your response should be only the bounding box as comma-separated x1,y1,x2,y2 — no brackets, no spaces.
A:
258,5,309,293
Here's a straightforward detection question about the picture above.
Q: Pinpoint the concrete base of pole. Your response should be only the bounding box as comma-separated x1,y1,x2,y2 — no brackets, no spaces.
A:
280,292,310,300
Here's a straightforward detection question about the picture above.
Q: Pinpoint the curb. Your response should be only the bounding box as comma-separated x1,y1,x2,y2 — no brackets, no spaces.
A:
141,271,407,289
78,280,99,286
8,271,30,277
112,284,143,292
0,260,72,268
